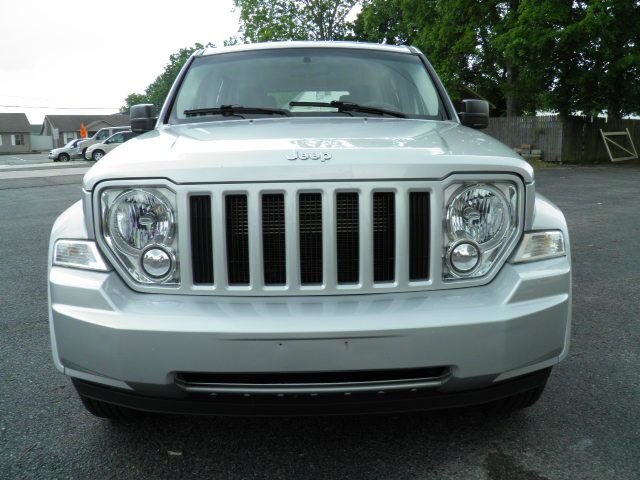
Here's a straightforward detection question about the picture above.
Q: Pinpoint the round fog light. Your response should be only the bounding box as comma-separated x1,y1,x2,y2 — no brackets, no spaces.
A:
141,246,173,279
448,241,480,274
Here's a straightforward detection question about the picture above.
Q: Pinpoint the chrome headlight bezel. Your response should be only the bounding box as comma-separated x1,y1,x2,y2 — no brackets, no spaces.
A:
443,180,521,280
98,185,180,286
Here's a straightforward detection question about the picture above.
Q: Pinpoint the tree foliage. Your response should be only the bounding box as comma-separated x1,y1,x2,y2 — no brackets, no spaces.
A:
233,0,359,41
121,43,214,114
355,0,640,117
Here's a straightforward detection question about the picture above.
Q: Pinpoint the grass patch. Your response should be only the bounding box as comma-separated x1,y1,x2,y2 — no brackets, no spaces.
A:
526,158,561,169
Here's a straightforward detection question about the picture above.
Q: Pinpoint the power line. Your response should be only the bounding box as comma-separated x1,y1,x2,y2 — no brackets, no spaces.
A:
0,104,120,110
0,94,68,101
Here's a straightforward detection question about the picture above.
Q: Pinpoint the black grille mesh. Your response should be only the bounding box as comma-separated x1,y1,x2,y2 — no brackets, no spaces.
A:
190,195,214,284
409,192,430,280
225,195,250,285
299,193,323,284
262,194,286,285
189,188,430,290
373,192,395,282
336,192,359,283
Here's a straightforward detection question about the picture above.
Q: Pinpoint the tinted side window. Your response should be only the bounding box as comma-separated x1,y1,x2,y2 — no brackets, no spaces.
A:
106,134,124,144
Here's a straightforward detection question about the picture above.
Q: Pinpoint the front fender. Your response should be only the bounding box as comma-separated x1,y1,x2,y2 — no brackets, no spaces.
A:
531,193,569,236
48,201,107,373
521,192,572,362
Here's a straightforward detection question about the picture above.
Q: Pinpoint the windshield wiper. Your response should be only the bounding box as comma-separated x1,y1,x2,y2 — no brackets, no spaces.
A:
184,105,291,118
288,100,407,118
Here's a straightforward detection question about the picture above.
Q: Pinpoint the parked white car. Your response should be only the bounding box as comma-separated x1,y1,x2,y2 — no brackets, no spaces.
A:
48,42,571,420
85,131,139,161
76,126,130,160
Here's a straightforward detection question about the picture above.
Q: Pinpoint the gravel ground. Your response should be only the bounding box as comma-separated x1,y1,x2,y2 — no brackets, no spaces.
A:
0,165,638,479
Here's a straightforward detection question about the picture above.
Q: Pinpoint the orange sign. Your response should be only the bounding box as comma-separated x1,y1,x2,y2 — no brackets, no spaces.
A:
80,122,87,138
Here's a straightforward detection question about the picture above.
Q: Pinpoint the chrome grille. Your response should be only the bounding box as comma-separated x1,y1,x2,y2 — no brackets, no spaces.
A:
186,182,433,295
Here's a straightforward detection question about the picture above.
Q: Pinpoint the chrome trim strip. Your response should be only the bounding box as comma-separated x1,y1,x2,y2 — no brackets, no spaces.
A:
175,374,451,395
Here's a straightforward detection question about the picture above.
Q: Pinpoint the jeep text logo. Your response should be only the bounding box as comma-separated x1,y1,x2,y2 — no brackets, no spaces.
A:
286,151,332,162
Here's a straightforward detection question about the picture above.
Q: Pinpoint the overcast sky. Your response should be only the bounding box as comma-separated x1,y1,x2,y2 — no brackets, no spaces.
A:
0,0,240,124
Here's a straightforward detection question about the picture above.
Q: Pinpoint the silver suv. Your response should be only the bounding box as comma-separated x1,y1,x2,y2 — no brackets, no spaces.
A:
48,42,571,420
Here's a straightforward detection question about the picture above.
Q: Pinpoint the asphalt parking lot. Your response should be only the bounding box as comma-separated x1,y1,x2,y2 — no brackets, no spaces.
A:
1,165,638,479
0,153,92,169
0,152,51,166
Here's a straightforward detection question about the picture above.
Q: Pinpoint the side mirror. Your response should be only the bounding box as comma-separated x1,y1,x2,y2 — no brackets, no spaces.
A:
130,104,157,133
458,99,489,129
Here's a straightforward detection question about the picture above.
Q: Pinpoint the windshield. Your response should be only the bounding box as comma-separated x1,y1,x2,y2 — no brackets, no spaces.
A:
64,140,76,148
169,48,446,123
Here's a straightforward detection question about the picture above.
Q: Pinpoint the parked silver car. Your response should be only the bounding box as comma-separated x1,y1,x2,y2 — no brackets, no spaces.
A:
48,138,84,162
48,42,571,420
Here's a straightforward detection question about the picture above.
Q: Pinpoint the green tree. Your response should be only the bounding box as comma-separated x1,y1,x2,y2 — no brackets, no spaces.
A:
356,0,640,117
574,0,640,118
120,93,148,114
356,0,543,116
234,0,359,42
121,43,214,113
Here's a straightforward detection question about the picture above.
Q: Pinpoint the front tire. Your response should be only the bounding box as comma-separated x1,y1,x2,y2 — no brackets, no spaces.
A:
92,150,105,161
79,394,142,422
59,153,70,162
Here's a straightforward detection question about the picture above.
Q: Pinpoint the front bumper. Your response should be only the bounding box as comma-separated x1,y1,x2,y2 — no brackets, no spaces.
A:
73,367,552,416
49,257,570,411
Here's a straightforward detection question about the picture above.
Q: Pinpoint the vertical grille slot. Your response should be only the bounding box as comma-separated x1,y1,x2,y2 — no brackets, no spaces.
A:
336,192,359,284
373,192,395,282
299,193,323,284
409,192,430,280
262,194,286,285
190,195,214,285
225,195,250,285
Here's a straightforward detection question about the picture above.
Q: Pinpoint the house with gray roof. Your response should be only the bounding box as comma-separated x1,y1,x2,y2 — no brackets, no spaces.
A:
42,113,129,148
0,113,31,154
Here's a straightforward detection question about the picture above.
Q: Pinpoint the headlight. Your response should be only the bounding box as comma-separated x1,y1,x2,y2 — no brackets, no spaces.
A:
101,187,179,284
444,182,518,279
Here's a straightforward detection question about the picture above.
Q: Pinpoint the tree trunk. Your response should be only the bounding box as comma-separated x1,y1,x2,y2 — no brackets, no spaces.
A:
505,59,519,117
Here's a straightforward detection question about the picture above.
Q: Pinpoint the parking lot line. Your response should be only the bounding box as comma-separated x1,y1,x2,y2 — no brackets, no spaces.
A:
0,167,91,179
0,161,92,171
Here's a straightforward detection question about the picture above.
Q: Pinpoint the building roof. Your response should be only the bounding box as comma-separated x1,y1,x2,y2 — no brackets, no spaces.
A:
43,113,129,132
201,41,413,57
30,124,43,134
85,114,129,131
0,113,31,133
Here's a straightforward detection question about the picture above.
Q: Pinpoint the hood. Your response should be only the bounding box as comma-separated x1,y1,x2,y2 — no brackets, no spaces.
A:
83,118,533,190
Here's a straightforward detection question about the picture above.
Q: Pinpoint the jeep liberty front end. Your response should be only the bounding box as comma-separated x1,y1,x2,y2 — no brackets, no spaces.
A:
48,42,571,419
